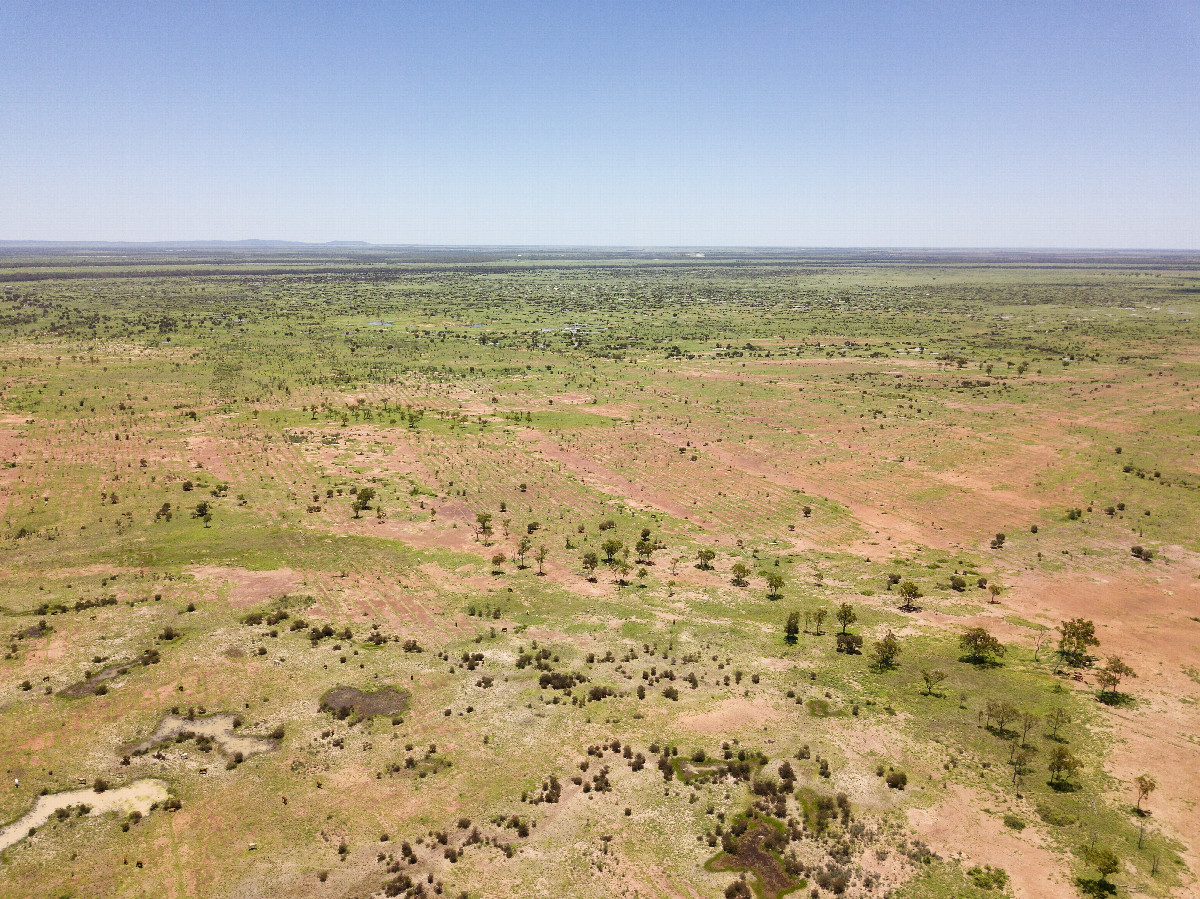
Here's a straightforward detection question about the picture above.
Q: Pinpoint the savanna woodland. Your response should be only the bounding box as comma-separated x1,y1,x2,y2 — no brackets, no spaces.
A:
0,246,1198,899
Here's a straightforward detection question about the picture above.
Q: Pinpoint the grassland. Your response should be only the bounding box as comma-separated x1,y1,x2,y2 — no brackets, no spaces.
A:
0,247,1198,898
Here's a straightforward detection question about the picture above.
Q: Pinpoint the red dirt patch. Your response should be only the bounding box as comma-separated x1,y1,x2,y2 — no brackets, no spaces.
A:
188,565,300,608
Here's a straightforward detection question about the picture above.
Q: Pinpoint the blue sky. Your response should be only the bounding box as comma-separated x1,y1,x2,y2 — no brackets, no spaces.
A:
2,1,1197,246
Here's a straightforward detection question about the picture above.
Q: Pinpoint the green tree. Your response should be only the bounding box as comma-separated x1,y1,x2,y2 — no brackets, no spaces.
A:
475,512,494,543
730,562,750,586
581,551,599,580
870,630,901,669
784,612,800,646
835,602,856,634
601,538,623,563
614,558,632,586
490,552,506,574
960,627,1006,664
897,580,921,611
1047,745,1081,786
696,548,716,570
812,607,828,635
1057,617,1099,668
192,500,213,527
835,633,863,654
1135,774,1156,813
534,544,549,576
765,572,784,599
352,487,376,518
986,699,1018,735
1096,656,1136,698
920,669,947,696
1083,846,1120,886
635,539,655,563
515,536,532,568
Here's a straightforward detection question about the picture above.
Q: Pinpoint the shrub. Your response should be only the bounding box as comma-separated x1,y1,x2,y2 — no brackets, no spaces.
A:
885,771,907,790
968,865,1009,890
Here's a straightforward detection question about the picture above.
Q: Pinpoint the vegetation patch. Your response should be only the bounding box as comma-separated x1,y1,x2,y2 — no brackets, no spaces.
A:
320,686,410,722
706,816,800,899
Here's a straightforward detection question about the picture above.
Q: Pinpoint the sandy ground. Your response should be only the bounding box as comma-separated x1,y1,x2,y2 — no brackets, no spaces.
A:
0,779,168,853
130,714,275,758
1006,568,1200,880
188,565,299,607
909,785,1070,899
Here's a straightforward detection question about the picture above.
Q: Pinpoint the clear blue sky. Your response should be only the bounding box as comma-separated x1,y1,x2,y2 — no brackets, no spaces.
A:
2,1,1197,247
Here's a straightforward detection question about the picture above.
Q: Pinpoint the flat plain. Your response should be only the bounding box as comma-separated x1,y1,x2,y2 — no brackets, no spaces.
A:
1,247,1198,899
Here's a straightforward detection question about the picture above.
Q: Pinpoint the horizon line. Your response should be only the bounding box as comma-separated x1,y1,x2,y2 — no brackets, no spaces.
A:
2,240,1199,253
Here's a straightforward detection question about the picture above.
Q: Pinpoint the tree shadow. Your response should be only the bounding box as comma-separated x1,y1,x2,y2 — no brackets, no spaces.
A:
1049,780,1081,793
1075,876,1116,897
959,655,1004,669
1097,691,1135,708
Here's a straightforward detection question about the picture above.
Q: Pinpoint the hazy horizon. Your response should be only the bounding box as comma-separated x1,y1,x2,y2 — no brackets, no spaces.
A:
3,1,1198,248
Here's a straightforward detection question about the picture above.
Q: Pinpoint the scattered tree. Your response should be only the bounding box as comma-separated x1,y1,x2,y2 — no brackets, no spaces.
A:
352,487,377,518
614,558,631,585
870,630,901,669
1057,618,1100,668
812,607,828,635
1046,707,1071,740
1083,846,1120,887
835,633,863,654
1018,710,1040,746
475,512,493,543
696,548,716,570
1010,746,1033,786
986,699,1018,735
192,500,213,527
1096,656,1136,700
581,551,599,581
784,612,800,646
765,572,784,599
730,562,750,586
960,627,1006,664
835,602,856,634
1048,745,1081,787
1134,774,1157,814
534,544,549,576
920,668,947,696
897,580,921,611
